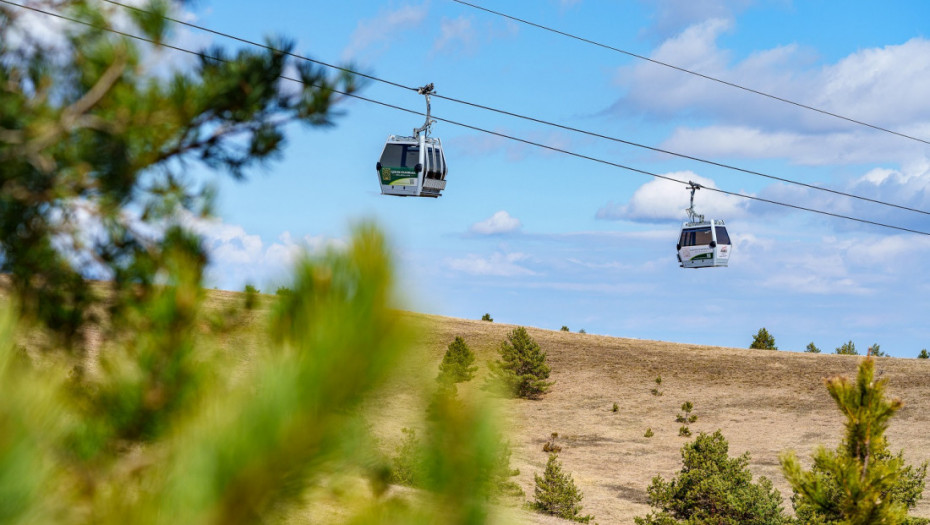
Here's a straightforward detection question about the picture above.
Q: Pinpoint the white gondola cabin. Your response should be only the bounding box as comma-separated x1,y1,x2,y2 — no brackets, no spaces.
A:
376,83,448,198
676,182,732,268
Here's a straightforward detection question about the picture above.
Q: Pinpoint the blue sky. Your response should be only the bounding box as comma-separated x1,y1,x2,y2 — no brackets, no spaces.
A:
116,0,930,356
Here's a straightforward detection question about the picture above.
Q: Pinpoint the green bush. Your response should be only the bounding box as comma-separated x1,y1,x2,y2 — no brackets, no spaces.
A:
578,329,586,334
644,428,654,438
919,349,929,359
805,342,821,353
488,327,553,399
612,402,619,413
869,343,887,357
636,431,788,524
678,426,692,437
651,375,663,396
781,357,928,524
835,340,859,355
243,283,259,310
481,313,493,322
676,401,697,424
390,427,425,486
437,336,478,384
750,327,778,350
560,326,569,332
530,454,593,523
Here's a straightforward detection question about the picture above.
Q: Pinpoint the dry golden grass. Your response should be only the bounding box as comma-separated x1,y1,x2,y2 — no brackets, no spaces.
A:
396,311,930,524
12,283,928,524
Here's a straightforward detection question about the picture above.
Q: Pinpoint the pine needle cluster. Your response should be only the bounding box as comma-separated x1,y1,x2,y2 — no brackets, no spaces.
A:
781,357,928,524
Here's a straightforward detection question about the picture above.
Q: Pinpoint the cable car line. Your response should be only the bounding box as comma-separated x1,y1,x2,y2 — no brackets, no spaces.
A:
79,0,930,217
451,0,930,148
7,0,930,237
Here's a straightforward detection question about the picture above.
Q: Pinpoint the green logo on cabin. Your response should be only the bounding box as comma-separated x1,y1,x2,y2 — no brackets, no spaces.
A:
380,167,391,181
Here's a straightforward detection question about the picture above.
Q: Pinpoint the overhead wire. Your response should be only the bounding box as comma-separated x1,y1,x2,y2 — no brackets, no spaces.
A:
451,0,930,148
4,0,930,237
83,0,930,218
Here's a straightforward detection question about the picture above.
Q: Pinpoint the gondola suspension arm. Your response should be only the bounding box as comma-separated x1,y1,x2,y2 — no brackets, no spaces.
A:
413,83,436,138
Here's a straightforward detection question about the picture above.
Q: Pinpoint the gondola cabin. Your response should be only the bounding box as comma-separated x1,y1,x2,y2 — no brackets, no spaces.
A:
677,219,731,268
376,134,447,197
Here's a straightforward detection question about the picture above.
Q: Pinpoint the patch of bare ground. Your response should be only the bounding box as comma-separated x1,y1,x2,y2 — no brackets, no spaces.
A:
396,312,930,524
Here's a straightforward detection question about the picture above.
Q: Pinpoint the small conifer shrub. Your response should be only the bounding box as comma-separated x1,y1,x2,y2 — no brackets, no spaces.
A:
635,431,788,524
437,336,478,384
678,426,692,437
675,401,697,424
243,283,259,310
868,343,887,357
651,375,663,396
578,329,586,334
481,313,493,322
781,357,928,524
750,327,778,350
488,327,553,399
805,342,821,353
919,349,929,359
834,340,858,355
275,286,292,296
530,454,594,523
560,326,569,332
612,402,619,413
644,428,654,438
390,427,424,487
543,433,562,453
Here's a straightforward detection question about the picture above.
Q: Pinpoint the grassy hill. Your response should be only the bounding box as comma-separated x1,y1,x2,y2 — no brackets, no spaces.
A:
18,287,930,523
386,310,930,523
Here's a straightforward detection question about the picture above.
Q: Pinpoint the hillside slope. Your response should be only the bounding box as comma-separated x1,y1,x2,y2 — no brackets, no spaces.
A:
397,311,930,524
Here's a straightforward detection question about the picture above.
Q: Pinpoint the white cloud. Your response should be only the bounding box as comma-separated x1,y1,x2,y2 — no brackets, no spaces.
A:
341,3,428,61
638,0,750,39
433,16,476,55
596,172,748,222
446,251,536,277
183,214,346,290
469,211,522,235
615,21,930,165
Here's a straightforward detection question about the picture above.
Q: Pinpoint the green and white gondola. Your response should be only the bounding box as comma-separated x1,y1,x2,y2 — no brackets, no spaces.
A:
375,83,447,198
376,134,447,197
677,219,731,268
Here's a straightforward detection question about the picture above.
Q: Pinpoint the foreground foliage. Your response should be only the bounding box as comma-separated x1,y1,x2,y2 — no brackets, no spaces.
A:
781,357,928,525
0,226,515,524
635,430,788,525
0,0,356,346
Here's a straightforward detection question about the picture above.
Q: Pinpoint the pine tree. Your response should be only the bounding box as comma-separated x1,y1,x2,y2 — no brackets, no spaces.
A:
918,349,929,359
806,342,822,353
0,0,356,346
636,431,788,525
835,340,859,355
750,327,778,350
781,357,928,525
488,326,553,399
531,454,593,523
437,336,478,384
